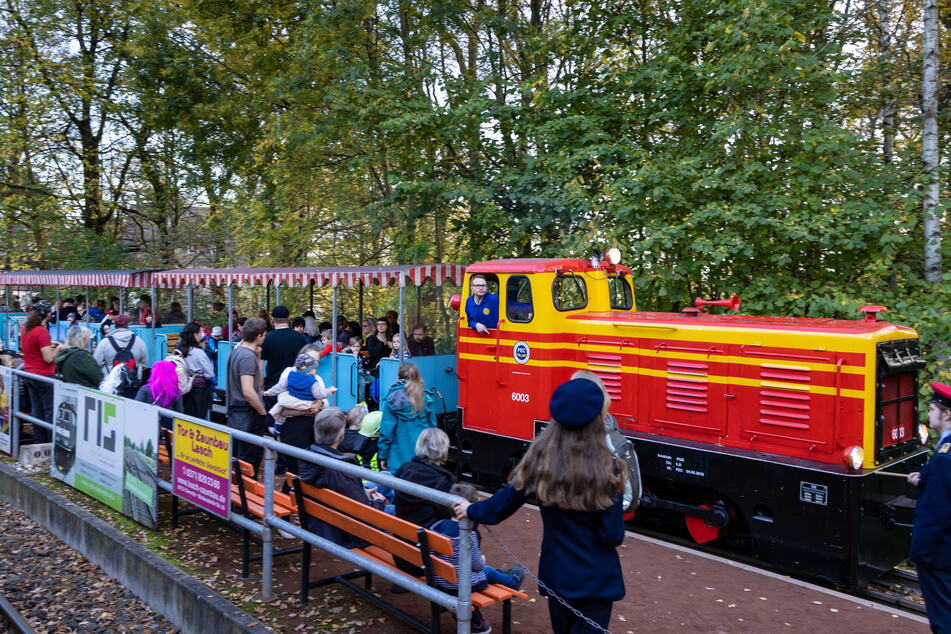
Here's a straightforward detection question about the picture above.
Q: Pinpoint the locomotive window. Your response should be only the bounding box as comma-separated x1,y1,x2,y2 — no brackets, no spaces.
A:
505,276,534,323
609,276,633,310
552,275,588,312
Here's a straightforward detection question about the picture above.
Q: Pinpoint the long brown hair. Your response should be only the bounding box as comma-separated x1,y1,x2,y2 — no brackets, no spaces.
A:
510,416,626,511
397,363,425,414
22,309,46,334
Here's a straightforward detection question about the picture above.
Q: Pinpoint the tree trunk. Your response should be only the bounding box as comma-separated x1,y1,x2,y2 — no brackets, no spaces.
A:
922,0,942,282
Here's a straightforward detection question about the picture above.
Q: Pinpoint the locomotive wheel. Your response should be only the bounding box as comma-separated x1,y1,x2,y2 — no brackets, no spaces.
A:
685,503,733,544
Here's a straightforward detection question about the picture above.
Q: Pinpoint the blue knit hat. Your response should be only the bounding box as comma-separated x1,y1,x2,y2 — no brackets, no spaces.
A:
549,378,604,427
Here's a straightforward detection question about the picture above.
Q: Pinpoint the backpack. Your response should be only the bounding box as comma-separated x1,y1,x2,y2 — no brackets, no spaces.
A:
108,335,137,369
165,349,194,395
106,335,141,398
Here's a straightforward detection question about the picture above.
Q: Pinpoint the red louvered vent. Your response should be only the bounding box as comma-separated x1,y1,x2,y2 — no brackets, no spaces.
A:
759,363,812,429
585,353,622,401
666,361,709,413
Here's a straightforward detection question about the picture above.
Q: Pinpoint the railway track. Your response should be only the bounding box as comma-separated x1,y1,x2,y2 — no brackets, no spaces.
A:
630,525,928,616
0,592,35,634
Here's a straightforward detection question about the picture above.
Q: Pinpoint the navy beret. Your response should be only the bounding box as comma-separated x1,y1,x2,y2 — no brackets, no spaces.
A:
549,378,605,427
932,382,951,409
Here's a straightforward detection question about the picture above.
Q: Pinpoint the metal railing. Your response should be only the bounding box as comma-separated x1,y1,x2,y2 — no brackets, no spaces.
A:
9,369,474,633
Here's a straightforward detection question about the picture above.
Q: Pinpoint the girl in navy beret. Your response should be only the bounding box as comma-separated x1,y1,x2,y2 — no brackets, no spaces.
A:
453,378,628,633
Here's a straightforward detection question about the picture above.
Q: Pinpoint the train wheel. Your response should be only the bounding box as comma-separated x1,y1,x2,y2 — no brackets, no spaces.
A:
684,503,734,544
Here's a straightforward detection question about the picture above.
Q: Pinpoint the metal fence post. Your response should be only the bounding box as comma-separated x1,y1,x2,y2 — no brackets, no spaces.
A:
186,283,194,322
10,370,20,458
261,444,276,601
457,516,474,634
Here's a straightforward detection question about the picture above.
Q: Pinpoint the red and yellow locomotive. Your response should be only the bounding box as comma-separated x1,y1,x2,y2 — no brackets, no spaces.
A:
449,254,927,590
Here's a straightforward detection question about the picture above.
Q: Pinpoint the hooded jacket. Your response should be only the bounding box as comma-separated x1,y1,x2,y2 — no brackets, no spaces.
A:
298,443,381,547
394,457,454,528
377,382,437,472
55,347,102,389
92,328,148,377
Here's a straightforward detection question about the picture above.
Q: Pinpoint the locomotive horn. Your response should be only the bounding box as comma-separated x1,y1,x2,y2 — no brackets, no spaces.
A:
695,295,740,312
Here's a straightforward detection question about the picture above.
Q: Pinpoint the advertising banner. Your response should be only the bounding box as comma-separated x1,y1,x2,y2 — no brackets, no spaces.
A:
172,417,231,519
52,384,160,527
52,385,125,511
0,366,11,454
121,400,159,529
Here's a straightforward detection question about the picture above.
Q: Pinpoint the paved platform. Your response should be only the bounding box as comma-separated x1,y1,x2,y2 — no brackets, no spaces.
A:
467,505,930,633
294,501,930,632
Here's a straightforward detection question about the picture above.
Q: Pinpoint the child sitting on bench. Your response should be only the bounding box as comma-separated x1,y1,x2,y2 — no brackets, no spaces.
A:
431,483,524,633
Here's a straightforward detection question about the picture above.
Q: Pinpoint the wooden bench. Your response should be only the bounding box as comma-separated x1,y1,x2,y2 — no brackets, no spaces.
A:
231,459,302,577
165,333,179,356
291,477,527,633
167,452,301,577
158,428,172,464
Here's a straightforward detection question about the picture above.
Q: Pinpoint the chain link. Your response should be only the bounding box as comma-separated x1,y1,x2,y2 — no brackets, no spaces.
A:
482,526,613,634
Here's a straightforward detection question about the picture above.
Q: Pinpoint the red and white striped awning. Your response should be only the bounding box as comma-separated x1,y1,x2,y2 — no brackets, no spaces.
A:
0,270,157,288
151,265,466,289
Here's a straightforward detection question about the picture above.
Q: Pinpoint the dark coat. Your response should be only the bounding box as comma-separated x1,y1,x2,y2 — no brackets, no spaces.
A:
298,443,380,548
467,484,626,601
394,457,455,528
55,347,102,389
912,436,951,569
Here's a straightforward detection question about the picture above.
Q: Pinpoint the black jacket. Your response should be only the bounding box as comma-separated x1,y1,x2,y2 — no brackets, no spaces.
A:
394,457,455,528
299,443,380,547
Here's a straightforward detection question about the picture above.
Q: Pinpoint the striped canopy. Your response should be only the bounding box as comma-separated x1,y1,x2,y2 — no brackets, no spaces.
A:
151,264,466,289
0,269,156,288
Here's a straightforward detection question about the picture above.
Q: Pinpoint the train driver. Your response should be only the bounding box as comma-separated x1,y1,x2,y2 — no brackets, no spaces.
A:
908,381,951,633
464,275,499,334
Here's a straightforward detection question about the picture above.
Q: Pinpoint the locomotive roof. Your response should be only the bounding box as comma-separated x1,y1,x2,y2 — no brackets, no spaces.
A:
467,258,632,274
572,311,918,335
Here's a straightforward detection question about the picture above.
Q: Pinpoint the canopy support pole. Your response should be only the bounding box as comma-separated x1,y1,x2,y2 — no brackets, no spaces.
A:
266,283,271,312
398,277,406,361
119,290,124,316
186,284,194,322
151,284,157,362
226,285,234,346
358,281,364,328
275,284,281,307
309,282,314,313
331,286,338,407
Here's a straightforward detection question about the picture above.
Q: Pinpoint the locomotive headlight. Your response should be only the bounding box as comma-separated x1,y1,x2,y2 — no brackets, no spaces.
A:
606,247,622,265
843,445,865,470
919,423,930,445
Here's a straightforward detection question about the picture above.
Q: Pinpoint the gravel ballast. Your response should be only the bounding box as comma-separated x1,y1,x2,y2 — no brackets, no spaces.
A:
0,499,177,633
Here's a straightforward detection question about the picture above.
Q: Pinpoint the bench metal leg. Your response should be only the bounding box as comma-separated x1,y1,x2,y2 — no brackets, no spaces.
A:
503,599,511,634
300,543,311,604
430,602,441,634
241,528,251,579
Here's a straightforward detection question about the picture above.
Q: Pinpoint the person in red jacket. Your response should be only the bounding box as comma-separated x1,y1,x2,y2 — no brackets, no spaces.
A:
20,301,59,443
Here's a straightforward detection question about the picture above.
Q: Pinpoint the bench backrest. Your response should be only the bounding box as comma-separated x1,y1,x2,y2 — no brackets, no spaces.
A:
291,476,459,584
166,333,180,355
233,459,296,510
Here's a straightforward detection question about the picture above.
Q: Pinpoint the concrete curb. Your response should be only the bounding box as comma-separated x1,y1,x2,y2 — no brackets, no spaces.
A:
0,462,271,634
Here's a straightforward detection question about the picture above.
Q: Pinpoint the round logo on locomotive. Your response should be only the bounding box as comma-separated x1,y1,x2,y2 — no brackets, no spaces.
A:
513,341,531,364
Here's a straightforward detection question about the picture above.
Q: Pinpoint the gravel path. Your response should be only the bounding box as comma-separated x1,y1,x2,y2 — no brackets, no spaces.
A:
0,500,177,633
